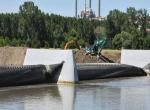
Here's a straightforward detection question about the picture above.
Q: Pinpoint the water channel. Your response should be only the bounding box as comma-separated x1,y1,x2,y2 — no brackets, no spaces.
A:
0,76,150,110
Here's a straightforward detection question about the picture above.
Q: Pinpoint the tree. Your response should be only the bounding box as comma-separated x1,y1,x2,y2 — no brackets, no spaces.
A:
53,25,64,48
0,1,149,49
112,31,132,49
144,34,150,49
106,9,127,38
94,26,107,38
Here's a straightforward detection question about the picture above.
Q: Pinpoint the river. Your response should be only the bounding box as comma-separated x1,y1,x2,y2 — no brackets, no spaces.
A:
0,76,150,110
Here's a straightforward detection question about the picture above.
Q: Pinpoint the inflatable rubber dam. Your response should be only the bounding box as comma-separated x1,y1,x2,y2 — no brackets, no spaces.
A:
0,48,148,87
0,63,64,87
77,63,146,80
0,63,146,87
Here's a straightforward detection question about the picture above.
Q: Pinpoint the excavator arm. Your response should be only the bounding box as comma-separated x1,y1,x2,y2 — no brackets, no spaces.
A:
64,40,80,50
97,38,107,54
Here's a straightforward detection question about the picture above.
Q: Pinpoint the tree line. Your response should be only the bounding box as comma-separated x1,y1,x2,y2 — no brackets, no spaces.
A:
107,8,150,49
0,1,150,49
0,1,100,48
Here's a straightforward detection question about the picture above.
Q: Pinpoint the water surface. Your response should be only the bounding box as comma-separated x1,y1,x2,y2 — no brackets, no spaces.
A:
0,77,150,110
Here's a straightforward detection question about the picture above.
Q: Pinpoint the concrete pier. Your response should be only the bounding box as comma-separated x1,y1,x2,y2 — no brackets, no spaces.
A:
24,49,79,83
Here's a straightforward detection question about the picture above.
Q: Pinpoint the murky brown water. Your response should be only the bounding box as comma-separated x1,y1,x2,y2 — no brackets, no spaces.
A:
0,76,150,110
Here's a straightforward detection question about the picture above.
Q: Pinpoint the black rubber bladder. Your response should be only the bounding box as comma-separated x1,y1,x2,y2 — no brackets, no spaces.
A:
0,62,64,87
77,64,146,81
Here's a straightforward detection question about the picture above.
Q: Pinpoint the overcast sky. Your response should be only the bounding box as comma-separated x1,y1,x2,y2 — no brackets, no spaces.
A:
0,0,149,17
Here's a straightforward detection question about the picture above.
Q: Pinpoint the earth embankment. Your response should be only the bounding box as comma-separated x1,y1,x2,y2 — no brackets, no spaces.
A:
0,47,27,65
75,49,121,63
0,47,121,65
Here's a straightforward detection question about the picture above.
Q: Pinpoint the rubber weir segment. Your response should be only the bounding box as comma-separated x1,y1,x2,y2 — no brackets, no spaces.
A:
0,62,64,87
77,64,146,81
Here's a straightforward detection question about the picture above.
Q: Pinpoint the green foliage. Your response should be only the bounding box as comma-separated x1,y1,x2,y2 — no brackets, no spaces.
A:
112,34,122,49
44,41,49,48
0,1,101,48
112,31,132,49
0,1,149,49
0,37,6,46
66,29,79,41
144,34,150,49
0,37,24,47
106,9,127,37
94,26,107,38
108,7,149,49
78,39,86,47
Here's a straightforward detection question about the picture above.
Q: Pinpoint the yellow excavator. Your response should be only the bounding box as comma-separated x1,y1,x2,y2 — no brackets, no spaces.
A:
64,40,80,50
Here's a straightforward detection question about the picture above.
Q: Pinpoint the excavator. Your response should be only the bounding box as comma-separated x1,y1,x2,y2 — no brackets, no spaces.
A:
84,37,107,55
64,38,113,63
84,37,114,63
64,39,80,50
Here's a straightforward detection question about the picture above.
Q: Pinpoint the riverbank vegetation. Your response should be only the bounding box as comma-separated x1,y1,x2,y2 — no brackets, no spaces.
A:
0,1,150,49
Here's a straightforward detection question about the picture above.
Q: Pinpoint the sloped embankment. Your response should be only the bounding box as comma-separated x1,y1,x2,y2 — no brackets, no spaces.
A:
0,47,27,65
0,47,121,65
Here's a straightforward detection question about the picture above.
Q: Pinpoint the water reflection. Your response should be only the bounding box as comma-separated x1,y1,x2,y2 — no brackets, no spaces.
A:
0,86,62,110
58,84,75,110
74,85,121,110
0,85,75,110
0,77,150,110
74,85,150,110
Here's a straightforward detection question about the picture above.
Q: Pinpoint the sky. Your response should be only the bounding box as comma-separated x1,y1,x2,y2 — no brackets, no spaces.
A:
0,0,149,17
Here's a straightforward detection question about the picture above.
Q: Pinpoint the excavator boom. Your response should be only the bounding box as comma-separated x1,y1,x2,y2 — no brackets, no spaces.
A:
64,40,80,50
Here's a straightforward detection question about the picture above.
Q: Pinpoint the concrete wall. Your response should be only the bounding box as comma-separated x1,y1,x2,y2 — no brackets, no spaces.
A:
24,49,78,83
121,49,150,68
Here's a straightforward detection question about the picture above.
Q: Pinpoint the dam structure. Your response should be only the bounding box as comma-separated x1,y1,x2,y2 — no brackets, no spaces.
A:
0,47,148,87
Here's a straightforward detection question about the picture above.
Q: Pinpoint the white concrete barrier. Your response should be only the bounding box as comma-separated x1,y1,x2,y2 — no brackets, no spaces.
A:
121,49,150,68
23,49,78,83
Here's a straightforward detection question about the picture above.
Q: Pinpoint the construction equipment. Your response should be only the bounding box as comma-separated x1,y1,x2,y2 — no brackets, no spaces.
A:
84,37,107,55
64,40,80,50
84,37,114,63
